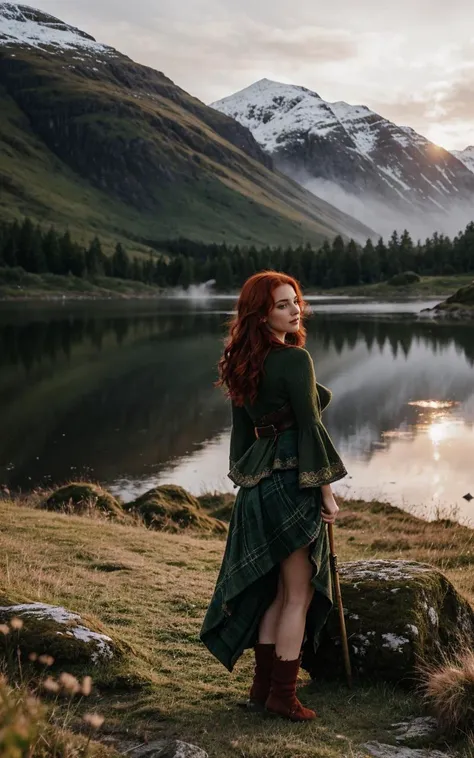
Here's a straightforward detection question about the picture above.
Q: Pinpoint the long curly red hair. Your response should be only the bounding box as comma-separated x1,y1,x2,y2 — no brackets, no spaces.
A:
216,270,308,406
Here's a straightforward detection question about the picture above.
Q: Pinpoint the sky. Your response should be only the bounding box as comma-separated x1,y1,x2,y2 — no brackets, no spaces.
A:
30,0,473,151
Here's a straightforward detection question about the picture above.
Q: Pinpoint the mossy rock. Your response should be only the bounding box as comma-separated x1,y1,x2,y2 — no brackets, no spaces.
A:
387,271,421,286
302,560,474,687
197,492,236,522
125,485,227,534
432,281,474,316
0,603,119,665
443,281,474,306
41,483,124,519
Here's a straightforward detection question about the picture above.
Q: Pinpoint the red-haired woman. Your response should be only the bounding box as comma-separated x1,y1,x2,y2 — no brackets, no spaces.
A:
200,271,347,722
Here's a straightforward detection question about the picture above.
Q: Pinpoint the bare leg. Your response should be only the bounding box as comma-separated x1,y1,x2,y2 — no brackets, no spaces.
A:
264,544,317,721
275,545,314,660
257,573,284,644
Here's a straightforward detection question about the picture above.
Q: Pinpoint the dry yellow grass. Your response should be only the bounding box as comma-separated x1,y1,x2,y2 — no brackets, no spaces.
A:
0,494,473,757
0,633,118,758
420,650,474,736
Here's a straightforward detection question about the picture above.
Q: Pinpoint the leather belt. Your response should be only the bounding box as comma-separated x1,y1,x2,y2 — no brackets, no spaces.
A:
254,402,297,439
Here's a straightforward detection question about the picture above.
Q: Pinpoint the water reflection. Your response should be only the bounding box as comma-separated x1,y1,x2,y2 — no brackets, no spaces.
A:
0,300,473,524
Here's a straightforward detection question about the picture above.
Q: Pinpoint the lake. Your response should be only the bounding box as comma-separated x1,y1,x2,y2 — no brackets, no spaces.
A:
1,295,473,525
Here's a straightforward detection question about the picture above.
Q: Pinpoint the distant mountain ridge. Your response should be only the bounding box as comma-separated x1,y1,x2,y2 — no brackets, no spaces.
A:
0,4,372,251
452,146,474,174
211,79,474,237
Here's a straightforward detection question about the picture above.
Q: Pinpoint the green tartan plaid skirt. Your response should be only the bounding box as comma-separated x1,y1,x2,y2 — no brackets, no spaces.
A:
199,468,333,672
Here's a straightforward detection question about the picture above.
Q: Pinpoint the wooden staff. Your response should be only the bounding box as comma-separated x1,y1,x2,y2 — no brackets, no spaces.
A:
327,522,352,688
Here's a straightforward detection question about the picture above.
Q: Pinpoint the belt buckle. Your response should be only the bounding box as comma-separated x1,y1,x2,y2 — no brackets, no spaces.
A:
255,423,277,439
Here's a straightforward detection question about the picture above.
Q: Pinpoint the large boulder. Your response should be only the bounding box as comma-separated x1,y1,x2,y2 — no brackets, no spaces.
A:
0,603,119,665
302,560,474,686
125,485,227,534
41,483,124,520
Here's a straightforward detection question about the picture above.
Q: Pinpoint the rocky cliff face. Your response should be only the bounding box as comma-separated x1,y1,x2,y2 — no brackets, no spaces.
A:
211,79,474,238
0,5,372,246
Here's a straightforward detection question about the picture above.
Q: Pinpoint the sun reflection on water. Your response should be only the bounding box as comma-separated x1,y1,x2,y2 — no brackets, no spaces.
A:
408,399,461,445
335,396,472,525
407,400,457,410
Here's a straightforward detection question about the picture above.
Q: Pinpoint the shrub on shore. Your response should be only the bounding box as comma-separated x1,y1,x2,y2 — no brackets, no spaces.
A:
387,271,421,286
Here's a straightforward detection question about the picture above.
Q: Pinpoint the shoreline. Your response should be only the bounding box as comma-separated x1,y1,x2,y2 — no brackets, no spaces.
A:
5,481,474,531
1,277,472,304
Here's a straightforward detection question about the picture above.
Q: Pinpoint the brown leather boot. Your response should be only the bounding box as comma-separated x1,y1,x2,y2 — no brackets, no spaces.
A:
247,643,275,710
265,656,318,722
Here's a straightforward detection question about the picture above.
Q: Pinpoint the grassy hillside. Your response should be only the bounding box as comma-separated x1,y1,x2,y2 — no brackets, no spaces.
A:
0,18,372,251
0,491,472,757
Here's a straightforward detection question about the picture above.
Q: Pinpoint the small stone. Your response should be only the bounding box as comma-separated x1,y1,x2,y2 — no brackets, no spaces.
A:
391,717,439,742
131,741,208,758
462,493,473,501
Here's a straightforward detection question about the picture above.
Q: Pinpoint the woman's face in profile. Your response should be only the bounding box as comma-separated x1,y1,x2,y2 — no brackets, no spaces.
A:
265,284,301,340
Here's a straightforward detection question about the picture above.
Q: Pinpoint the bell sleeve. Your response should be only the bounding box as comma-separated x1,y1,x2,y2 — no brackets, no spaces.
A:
316,382,332,413
229,401,256,470
284,348,347,488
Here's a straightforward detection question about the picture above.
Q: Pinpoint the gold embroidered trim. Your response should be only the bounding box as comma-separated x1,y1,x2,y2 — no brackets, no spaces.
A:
299,462,347,487
228,456,299,488
274,456,298,469
229,460,347,489
228,467,272,488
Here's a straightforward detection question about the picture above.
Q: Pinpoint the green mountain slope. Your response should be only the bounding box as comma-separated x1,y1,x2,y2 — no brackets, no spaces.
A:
0,4,372,250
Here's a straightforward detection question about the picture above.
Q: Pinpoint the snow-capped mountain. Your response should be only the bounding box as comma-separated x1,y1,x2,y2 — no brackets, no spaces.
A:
452,146,474,174
211,79,474,237
0,2,118,57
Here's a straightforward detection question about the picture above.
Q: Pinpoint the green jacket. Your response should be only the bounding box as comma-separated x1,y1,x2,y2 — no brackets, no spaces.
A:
228,345,347,489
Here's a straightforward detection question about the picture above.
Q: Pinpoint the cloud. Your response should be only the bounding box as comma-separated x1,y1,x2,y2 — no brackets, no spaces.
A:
366,65,474,149
434,73,474,122
87,15,359,102
109,17,358,70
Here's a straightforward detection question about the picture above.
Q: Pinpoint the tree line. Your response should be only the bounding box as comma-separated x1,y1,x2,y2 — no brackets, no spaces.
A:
1,217,474,291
